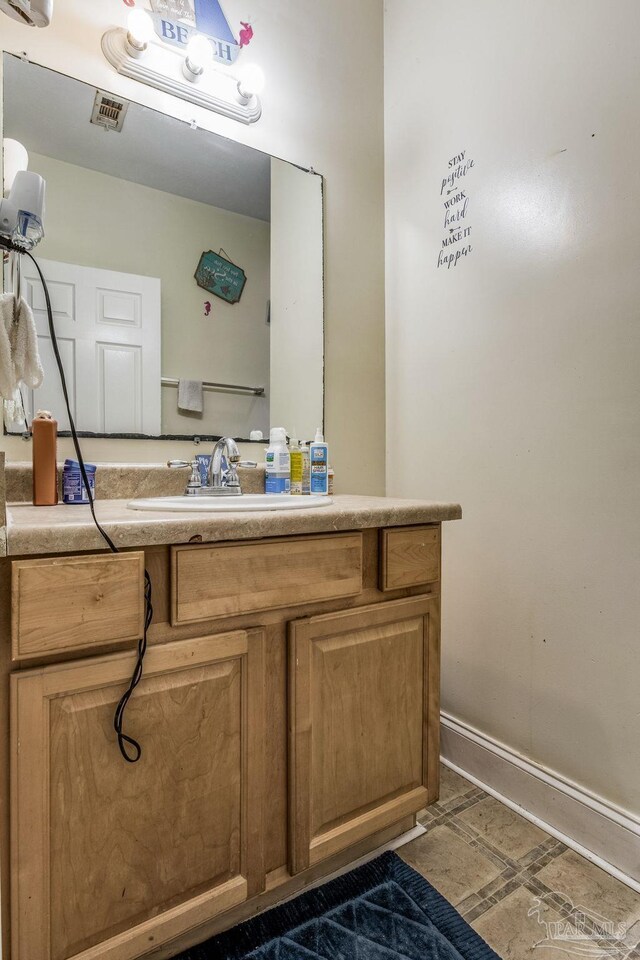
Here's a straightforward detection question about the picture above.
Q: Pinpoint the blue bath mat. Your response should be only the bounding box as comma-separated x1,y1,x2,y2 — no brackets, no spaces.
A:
175,850,501,959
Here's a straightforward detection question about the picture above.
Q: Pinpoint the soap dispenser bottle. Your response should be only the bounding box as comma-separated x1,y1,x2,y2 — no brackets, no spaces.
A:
265,427,291,494
309,428,329,496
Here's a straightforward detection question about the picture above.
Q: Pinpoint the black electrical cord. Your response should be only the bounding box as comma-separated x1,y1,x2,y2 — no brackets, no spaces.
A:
113,571,152,763
24,250,150,763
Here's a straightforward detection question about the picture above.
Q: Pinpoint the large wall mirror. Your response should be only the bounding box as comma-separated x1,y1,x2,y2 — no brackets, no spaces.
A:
1,54,324,443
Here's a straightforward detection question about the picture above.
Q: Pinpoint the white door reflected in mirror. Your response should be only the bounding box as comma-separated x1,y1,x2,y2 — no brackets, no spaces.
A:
10,258,161,436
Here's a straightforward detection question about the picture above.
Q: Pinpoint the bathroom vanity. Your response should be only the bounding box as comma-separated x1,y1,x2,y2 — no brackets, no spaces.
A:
0,490,461,960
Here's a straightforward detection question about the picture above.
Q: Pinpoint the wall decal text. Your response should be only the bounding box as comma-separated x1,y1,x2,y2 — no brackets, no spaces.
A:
437,149,474,269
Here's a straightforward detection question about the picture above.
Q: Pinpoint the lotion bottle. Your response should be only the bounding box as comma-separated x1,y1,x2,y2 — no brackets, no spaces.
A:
32,410,58,506
300,441,311,495
309,427,329,496
289,438,303,495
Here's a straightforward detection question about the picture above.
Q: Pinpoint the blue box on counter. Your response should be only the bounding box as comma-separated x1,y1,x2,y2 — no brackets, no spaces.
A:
62,459,96,504
195,454,213,486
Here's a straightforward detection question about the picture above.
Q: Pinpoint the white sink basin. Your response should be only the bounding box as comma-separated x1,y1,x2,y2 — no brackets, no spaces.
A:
127,494,333,513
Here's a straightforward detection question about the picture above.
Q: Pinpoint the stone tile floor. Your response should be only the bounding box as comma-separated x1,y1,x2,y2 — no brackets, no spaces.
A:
397,765,640,960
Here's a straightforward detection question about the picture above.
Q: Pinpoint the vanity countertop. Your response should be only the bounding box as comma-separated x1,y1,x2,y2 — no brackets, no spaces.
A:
4,495,462,556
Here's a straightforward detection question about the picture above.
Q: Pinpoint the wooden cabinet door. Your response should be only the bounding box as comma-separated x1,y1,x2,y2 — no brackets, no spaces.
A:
11,629,265,960
289,596,439,874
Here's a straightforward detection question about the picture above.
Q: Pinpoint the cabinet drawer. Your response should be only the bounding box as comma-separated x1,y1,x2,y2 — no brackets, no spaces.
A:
380,525,440,591
12,552,145,661
172,533,363,625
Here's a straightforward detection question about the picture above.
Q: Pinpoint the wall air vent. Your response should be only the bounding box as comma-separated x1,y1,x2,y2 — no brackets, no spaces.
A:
90,90,129,132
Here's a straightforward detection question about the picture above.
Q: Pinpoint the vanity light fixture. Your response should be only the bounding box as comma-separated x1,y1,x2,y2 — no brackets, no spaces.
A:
236,64,265,105
0,0,52,28
125,9,154,59
182,34,213,83
101,24,263,124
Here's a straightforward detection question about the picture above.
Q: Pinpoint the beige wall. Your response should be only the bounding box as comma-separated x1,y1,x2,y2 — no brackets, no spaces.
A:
0,0,385,489
385,0,640,814
270,158,323,441
29,152,270,439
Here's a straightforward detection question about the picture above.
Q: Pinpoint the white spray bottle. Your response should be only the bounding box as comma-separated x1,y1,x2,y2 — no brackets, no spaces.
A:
309,427,329,496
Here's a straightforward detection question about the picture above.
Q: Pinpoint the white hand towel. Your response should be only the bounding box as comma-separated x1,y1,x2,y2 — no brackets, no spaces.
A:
12,296,44,388
0,293,44,401
0,294,16,400
177,378,204,414
3,388,27,430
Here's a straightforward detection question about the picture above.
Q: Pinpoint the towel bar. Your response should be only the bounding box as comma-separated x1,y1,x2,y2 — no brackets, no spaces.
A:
161,377,265,397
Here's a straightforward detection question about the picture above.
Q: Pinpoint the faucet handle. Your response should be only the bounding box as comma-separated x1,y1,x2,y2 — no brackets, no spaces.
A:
225,461,241,489
185,460,202,495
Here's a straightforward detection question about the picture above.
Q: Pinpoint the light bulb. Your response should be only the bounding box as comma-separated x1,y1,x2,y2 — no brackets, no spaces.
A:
186,34,213,71
126,9,154,55
3,139,29,196
237,64,265,100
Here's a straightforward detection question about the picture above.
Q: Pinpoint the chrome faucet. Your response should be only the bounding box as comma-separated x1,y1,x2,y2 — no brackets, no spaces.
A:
204,437,242,496
170,440,243,496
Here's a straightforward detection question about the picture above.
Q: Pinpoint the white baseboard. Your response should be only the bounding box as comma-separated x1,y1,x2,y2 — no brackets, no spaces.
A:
440,712,640,892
